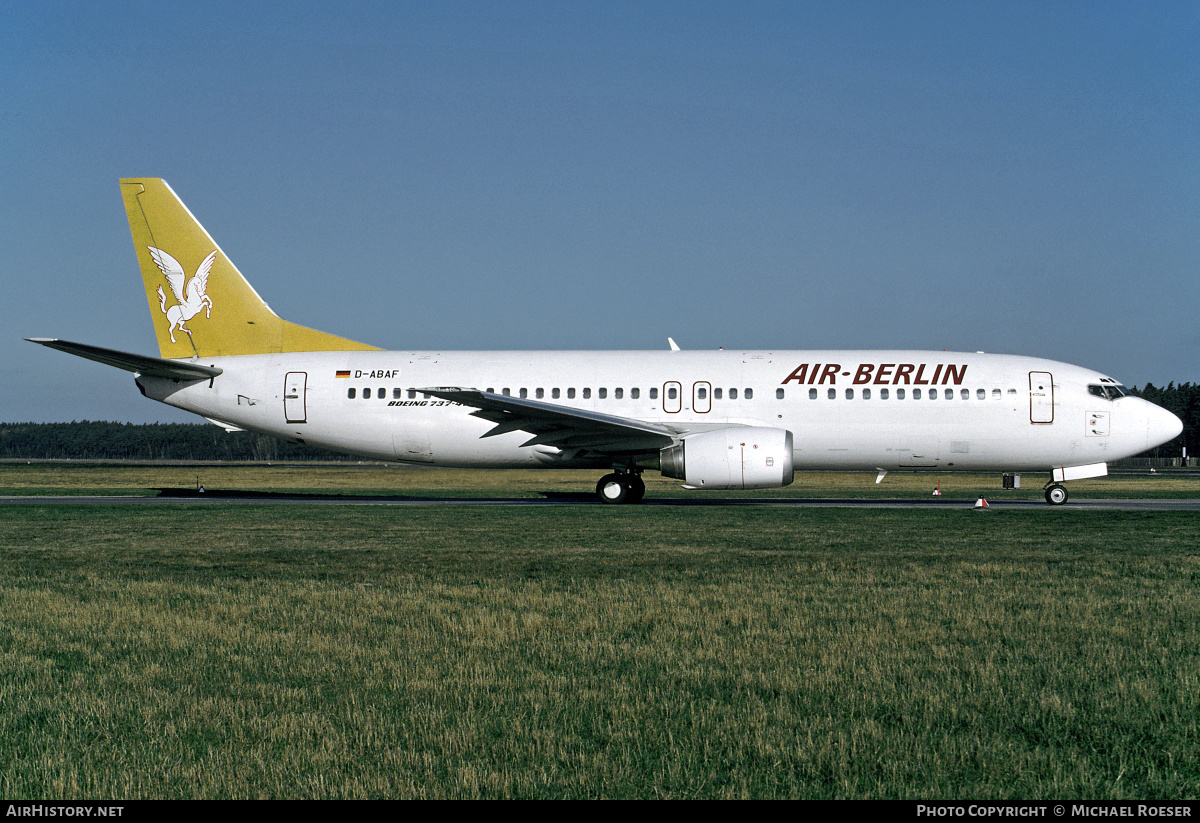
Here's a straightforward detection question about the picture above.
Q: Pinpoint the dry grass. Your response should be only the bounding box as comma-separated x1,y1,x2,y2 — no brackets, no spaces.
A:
2,463,1198,500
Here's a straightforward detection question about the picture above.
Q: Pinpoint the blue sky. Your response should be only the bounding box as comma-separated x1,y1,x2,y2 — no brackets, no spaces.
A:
3,1,1198,423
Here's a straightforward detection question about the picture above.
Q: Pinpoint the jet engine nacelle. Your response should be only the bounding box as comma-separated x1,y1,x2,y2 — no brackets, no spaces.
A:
659,427,795,489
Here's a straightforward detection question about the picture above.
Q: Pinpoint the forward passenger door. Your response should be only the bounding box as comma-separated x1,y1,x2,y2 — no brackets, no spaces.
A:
1030,372,1054,424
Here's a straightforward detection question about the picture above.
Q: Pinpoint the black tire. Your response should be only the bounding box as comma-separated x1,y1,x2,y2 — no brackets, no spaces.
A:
596,473,628,504
625,474,646,504
1045,484,1069,505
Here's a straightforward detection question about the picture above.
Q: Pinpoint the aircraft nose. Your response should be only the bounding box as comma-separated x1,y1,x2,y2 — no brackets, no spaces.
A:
1144,400,1183,451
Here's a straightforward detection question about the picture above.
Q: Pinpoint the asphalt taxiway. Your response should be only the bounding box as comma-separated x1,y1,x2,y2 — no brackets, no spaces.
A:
3,493,1200,511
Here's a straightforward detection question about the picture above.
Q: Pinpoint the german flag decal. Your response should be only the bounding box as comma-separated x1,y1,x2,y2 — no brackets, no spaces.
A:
335,370,351,378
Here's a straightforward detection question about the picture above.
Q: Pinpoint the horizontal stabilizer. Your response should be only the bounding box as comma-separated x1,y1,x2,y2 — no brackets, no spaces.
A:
204,417,245,432
25,338,222,380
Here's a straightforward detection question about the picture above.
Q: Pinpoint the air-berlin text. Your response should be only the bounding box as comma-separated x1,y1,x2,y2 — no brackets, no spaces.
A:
781,363,968,386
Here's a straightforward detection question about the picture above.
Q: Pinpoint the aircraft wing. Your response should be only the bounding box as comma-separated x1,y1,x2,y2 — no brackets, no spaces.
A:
26,338,222,381
419,387,680,453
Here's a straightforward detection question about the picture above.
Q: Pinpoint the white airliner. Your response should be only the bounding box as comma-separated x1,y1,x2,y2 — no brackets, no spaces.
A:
29,179,1183,504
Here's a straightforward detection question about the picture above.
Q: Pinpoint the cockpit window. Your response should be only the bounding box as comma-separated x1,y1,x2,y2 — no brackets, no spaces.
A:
1089,383,1127,400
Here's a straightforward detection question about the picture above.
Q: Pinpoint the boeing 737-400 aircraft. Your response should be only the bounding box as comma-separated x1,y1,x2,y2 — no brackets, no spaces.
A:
29,179,1183,504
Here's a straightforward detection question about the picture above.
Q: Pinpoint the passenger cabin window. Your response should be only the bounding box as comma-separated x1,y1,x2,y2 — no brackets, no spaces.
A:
880,388,889,399
827,388,836,399
536,388,544,399
552,388,560,399
729,388,738,400
845,388,854,399
650,388,658,400
913,389,922,399
809,388,818,400
568,388,576,399
364,388,372,399
862,388,871,399
583,388,592,399
977,389,986,399
631,388,640,399
615,388,623,399
393,388,402,399
714,388,723,400
776,388,785,399
348,388,356,399
897,388,906,399
667,387,677,400
745,389,753,399
598,388,607,399
378,387,385,398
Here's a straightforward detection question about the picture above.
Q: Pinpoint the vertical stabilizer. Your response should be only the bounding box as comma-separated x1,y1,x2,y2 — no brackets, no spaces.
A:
120,178,377,358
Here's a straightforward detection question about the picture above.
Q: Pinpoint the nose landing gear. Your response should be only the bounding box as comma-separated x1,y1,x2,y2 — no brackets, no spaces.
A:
596,470,646,504
1044,482,1069,505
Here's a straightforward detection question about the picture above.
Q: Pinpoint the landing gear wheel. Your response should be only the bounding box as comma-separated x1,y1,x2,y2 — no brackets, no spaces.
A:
625,473,646,504
1045,484,1069,505
597,474,628,505
596,473,645,504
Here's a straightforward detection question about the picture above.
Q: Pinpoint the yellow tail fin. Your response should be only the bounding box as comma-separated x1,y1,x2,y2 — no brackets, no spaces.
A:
121,178,378,358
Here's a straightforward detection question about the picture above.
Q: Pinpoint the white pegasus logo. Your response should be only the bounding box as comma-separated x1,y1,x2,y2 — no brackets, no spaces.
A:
149,246,216,343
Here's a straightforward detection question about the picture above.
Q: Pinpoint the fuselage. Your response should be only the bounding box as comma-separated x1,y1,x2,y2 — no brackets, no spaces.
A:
137,348,1182,474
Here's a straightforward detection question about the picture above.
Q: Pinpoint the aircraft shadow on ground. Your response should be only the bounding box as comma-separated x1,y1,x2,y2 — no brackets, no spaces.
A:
152,488,1012,506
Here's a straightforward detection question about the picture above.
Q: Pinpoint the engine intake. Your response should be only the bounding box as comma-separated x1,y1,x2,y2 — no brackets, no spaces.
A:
660,427,794,489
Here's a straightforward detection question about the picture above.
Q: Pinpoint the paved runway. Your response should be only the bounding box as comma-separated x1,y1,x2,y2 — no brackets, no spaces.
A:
4,492,1200,510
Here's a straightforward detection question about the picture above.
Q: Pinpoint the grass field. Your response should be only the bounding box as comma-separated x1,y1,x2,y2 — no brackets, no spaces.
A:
0,466,1198,798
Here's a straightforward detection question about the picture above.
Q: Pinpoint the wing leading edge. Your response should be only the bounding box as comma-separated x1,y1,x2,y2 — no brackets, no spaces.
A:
419,387,679,454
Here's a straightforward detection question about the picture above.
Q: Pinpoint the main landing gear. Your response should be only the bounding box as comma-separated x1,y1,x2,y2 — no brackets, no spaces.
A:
1044,482,1069,505
596,470,646,505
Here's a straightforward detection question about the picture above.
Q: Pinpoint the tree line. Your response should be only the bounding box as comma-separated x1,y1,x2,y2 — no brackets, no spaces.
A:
0,421,354,461
2,384,1196,462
